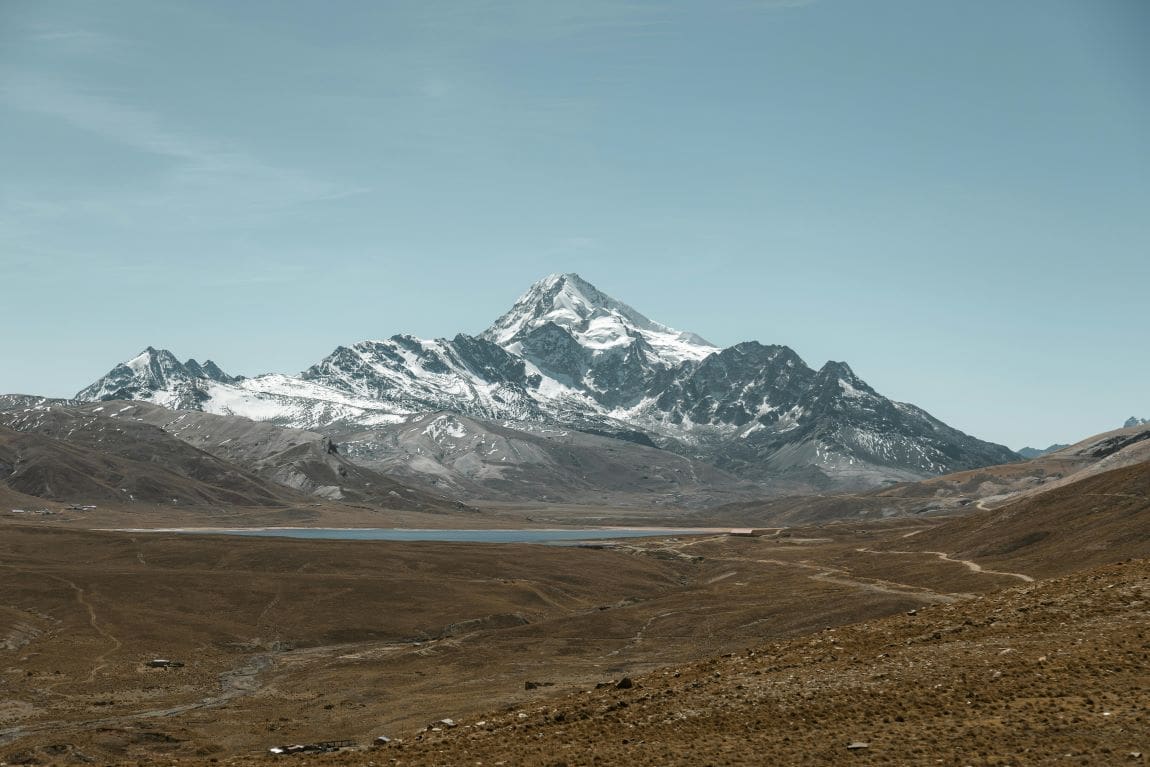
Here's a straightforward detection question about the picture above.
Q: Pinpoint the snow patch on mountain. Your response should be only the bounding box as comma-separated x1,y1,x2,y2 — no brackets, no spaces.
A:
424,414,469,442
199,377,407,429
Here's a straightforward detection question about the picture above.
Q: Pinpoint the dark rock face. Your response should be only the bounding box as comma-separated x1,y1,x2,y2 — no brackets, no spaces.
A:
652,343,812,427
74,274,1018,490
448,334,527,385
584,335,659,408
519,323,591,386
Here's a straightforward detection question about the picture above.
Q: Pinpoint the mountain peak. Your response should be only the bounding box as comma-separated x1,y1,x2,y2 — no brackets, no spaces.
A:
818,360,858,380
482,273,718,365
76,347,234,404
539,271,591,289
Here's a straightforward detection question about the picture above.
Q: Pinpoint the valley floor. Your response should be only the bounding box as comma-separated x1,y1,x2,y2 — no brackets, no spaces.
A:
2,514,1145,765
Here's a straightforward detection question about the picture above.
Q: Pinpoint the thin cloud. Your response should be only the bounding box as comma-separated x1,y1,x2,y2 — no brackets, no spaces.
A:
0,74,367,225
405,1,671,43
395,0,814,53
28,27,120,46
738,0,818,7
3,74,225,162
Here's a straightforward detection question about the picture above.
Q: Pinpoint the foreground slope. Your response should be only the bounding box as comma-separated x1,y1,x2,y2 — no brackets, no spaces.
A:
385,559,1149,767
889,459,1150,578
902,419,1150,507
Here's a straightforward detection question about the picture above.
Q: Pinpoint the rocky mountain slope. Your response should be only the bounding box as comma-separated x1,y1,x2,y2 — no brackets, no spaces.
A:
0,403,464,512
74,273,1018,494
335,411,759,507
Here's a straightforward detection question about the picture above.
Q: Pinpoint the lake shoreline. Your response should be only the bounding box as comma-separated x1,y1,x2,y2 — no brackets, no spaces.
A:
99,526,733,543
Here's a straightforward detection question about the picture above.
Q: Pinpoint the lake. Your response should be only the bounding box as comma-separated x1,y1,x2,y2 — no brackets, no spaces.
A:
155,527,722,544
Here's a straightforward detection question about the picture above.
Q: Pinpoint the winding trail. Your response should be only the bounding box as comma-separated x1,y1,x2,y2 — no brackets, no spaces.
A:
857,548,1034,583
746,557,960,603
42,574,123,683
698,552,960,604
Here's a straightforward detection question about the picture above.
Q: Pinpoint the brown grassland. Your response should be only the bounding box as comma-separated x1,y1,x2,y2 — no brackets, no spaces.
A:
0,459,1147,765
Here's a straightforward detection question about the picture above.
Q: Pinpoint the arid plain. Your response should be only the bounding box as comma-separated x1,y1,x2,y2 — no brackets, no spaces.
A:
1,454,1147,765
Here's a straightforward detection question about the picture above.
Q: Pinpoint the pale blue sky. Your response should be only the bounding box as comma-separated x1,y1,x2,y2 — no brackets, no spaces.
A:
1,0,1147,449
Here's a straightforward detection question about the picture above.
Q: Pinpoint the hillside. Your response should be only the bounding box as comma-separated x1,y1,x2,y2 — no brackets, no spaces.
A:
705,419,1150,528
0,425,288,508
0,403,468,516
376,558,1149,767
890,459,1150,578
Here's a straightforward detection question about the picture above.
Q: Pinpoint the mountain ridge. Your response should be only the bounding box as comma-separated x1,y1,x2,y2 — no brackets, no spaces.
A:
1018,443,1072,459
72,273,1018,494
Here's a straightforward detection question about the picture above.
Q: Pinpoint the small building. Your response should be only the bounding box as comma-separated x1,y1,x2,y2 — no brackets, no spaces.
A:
146,659,185,668
269,740,356,756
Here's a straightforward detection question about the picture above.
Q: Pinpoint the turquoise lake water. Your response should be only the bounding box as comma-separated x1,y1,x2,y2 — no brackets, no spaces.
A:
174,528,716,544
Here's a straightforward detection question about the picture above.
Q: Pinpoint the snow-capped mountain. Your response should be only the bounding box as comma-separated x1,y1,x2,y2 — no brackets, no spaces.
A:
484,272,717,365
76,347,237,411
74,273,1018,493
300,334,544,422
